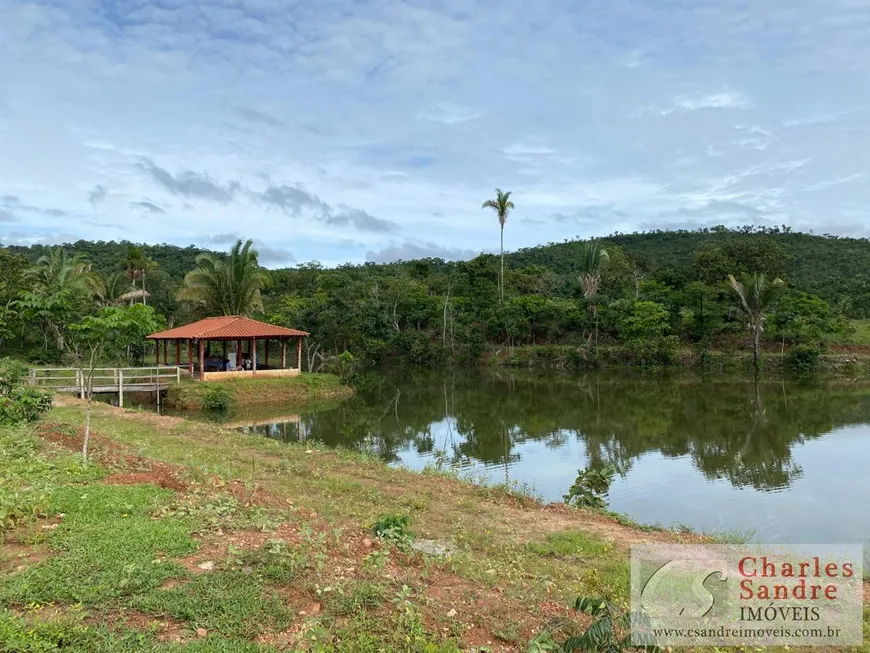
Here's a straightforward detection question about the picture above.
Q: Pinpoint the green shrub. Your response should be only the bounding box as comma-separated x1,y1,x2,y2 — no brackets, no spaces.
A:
0,359,51,425
562,597,659,652
0,387,52,425
371,513,413,549
785,343,823,375
563,466,616,510
0,358,27,394
202,384,233,411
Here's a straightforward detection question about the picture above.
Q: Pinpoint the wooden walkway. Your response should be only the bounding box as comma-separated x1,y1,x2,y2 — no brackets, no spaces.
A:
29,367,185,407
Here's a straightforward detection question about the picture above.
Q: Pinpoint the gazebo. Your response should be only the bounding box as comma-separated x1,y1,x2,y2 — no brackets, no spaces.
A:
147,316,309,382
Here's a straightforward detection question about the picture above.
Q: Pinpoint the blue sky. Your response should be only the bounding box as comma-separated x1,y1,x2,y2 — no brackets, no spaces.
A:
3,0,870,267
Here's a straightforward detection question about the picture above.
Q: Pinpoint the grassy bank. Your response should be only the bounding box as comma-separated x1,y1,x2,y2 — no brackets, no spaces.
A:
3,399,868,651
485,344,870,376
165,374,352,411
0,398,712,652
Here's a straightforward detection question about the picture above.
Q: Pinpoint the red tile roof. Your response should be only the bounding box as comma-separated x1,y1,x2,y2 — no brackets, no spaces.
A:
147,316,309,340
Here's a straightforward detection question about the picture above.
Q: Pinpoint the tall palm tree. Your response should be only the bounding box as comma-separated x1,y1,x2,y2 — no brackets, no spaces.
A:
139,255,157,306
25,247,103,298
728,272,786,374
481,188,514,303
577,240,609,349
120,245,156,305
178,239,271,316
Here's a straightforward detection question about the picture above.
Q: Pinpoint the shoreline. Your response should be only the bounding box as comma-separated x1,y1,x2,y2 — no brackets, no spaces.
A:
163,372,353,410
4,396,868,650
6,396,711,650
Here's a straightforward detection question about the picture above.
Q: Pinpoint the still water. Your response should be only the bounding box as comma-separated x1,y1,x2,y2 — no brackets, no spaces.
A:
208,371,870,545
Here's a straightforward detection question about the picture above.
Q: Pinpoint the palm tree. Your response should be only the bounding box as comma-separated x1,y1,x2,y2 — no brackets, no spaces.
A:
481,188,514,303
178,239,271,316
577,240,609,349
728,273,786,374
101,272,130,306
25,247,103,298
139,255,157,306
120,245,156,305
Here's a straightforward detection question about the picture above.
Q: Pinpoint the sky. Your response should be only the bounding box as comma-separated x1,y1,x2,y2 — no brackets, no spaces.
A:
3,0,870,268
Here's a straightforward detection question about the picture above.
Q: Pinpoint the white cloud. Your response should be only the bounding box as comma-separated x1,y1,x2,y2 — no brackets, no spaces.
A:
645,91,752,116
417,103,482,125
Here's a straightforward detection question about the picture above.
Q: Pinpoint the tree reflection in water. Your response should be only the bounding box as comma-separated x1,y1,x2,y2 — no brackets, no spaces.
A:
236,370,870,494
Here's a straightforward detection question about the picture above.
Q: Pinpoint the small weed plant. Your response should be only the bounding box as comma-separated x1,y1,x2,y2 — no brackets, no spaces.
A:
371,513,414,549
564,465,616,510
562,597,660,652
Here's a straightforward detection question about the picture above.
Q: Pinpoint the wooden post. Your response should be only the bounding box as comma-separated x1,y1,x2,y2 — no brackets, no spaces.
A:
29,369,36,386
222,341,227,362
297,337,302,371
281,340,287,369
176,366,181,383
79,370,85,399
198,339,205,381
155,341,160,365
187,339,193,375
119,370,124,407
176,340,181,365
252,338,258,371
237,339,242,364
162,340,168,367
264,339,270,368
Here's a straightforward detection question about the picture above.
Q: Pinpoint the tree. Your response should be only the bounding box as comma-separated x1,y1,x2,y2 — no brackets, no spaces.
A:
728,273,786,373
577,240,609,349
617,300,677,365
64,305,161,462
481,188,515,304
178,239,271,316
771,292,841,351
120,245,157,305
25,247,103,298
139,255,157,306
102,272,131,307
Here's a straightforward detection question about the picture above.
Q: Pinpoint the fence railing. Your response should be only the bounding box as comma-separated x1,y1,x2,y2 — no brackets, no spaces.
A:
28,366,184,407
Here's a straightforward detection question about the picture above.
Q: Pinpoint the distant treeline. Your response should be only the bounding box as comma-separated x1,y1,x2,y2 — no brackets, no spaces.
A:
1,226,864,367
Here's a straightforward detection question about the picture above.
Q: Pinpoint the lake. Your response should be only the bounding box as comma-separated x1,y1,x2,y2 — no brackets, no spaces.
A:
184,370,870,546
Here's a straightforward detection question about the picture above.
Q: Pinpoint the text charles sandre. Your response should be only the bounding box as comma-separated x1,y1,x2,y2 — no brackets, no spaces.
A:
737,554,856,601
630,543,864,647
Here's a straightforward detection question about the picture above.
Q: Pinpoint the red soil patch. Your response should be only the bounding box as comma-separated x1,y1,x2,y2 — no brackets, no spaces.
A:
113,609,193,643
0,541,48,574
36,421,192,492
103,471,187,492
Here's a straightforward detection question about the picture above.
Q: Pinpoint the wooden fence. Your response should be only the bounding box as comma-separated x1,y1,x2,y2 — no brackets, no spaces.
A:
28,367,184,407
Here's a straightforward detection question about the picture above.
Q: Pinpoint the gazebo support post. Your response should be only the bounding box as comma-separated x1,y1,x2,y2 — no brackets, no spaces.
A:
252,338,258,371
222,341,227,362
187,340,193,376
297,337,302,371
264,339,270,368
176,340,181,365
281,340,287,369
162,340,168,367
198,339,205,381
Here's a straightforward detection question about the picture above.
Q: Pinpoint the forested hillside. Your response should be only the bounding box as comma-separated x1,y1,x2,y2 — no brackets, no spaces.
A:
2,226,865,368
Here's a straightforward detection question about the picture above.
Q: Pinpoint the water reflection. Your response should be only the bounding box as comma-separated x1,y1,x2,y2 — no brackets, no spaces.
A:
227,371,870,543
237,372,870,491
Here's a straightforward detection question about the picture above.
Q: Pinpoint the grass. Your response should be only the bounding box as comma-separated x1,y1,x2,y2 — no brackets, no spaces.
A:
5,400,866,651
164,373,352,410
